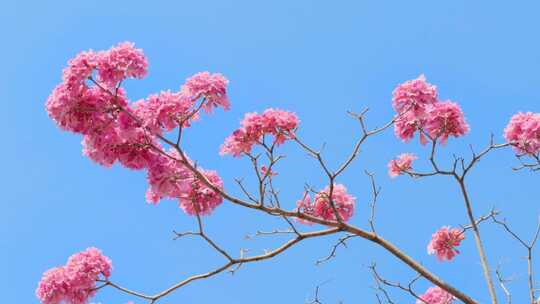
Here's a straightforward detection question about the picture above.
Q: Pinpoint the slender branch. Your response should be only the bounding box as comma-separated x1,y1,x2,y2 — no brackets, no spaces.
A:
365,170,381,234
96,280,154,300
495,265,512,304
151,228,340,301
369,263,426,304
316,234,357,265
455,176,498,304
491,214,540,304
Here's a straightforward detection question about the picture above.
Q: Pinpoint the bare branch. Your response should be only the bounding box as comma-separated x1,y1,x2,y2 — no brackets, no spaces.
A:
495,264,512,304
316,234,357,265
369,263,426,304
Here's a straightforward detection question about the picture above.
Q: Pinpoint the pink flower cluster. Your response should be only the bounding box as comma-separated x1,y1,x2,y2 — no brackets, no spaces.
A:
296,184,356,224
427,226,465,261
46,42,228,216
417,286,454,304
392,75,469,145
182,72,230,113
145,151,224,215
392,74,438,114
424,101,470,145
36,248,112,304
388,153,417,178
504,112,540,155
220,109,299,157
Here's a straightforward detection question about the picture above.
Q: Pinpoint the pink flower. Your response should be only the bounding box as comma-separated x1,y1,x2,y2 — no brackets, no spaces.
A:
146,152,224,216
388,153,417,178
46,85,127,135
82,125,122,168
96,42,148,88
504,112,540,155
427,226,465,261
179,169,224,216
392,75,437,143
62,50,98,90
46,42,227,216
47,43,146,134
392,74,438,114
296,184,355,223
394,110,428,144
182,72,230,112
146,152,192,200
36,248,112,304
220,109,299,156
128,91,197,136
82,124,158,170
145,188,161,205
391,76,469,145
416,286,454,304
115,129,159,170
35,267,69,304
424,101,469,145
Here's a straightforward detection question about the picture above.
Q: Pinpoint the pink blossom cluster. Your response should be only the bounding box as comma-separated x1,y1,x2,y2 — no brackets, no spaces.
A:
424,101,470,145
392,75,469,145
220,109,299,157
416,286,455,304
392,74,438,114
388,153,417,178
427,226,465,261
36,248,112,304
504,112,540,155
46,42,228,215
145,151,224,215
182,72,230,113
296,184,356,224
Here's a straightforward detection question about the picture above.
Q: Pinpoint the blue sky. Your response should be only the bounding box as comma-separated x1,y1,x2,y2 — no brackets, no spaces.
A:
2,1,540,303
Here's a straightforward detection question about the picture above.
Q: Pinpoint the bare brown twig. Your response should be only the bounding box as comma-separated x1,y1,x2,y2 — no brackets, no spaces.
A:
369,263,426,304
490,214,540,304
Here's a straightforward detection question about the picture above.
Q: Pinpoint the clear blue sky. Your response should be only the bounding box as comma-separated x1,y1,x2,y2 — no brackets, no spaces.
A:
2,1,539,303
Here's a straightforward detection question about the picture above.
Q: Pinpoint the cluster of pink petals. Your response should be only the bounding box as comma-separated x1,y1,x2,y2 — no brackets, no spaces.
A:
128,91,197,135
182,72,230,113
504,112,540,155
36,248,112,304
296,184,356,224
427,226,465,261
388,153,417,178
424,101,470,145
46,42,228,216
81,122,159,170
392,75,469,144
416,286,454,304
392,74,438,114
96,42,148,88
146,151,224,215
220,109,299,157
179,169,224,215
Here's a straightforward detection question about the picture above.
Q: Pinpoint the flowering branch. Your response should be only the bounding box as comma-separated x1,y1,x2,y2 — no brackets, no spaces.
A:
40,44,540,304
